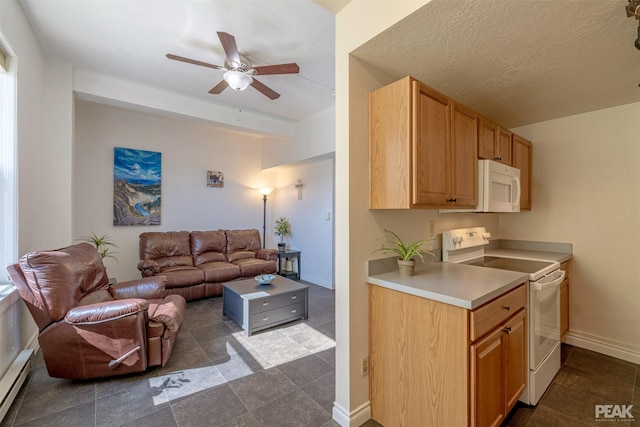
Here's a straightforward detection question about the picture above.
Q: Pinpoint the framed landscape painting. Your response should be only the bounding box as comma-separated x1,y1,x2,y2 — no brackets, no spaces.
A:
113,147,161,226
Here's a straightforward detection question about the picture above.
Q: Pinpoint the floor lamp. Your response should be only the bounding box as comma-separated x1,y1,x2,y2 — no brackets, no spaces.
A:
259,188,272,249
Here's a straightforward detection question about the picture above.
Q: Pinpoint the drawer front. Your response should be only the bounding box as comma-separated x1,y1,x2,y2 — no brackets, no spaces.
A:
470,284,526,341
249,290,306,314
250,302,306,330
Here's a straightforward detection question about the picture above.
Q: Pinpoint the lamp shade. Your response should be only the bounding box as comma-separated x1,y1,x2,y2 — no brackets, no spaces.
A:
259,188,273,196
223,71,253,91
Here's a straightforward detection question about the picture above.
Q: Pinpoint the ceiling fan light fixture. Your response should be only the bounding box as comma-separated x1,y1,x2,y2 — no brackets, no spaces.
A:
223,70,252,91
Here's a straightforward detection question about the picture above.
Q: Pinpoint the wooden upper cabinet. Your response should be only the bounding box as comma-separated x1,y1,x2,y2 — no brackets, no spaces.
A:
478,115,512,165
450,102,478,206
369,76,477,209
512,134,532,210
369,77,412,209
478,116,498,160
497,128,513,165
413,83,451,206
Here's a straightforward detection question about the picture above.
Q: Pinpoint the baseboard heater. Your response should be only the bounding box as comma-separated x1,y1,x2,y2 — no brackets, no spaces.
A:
0,349,33,423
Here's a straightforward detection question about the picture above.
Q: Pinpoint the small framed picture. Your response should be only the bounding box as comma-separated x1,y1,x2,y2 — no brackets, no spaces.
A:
207,170,224,188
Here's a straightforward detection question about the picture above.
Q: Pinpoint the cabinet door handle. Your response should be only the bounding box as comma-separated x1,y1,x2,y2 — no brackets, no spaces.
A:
291,309,297,314
504,327,512,334
291,295,297,300
447,198,457,203
503,305,510,311
263,301,269,306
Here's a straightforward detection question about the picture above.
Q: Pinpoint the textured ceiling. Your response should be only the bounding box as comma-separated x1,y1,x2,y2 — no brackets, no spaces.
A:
19,0,335,122
353,0,640,128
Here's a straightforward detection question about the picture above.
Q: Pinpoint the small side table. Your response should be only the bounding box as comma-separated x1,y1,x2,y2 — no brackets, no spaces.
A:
277,250,301,281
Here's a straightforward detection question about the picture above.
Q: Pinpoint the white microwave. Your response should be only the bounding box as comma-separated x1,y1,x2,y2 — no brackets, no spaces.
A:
441,160,521,213
478,159,521,212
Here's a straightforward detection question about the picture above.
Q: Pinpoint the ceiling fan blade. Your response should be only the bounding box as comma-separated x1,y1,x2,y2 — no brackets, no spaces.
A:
217,32,240,65
166,53,222,70
254,63,300,75
208,80,228,94
250,78,280,100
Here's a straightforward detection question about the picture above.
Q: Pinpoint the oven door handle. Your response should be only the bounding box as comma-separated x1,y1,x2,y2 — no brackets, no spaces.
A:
531,270,565,291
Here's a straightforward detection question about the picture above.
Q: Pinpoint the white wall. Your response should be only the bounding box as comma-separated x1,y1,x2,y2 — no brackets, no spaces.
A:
333,1,435,424
42,60,74,247
261,106,336,288
262,106,335,169
272,157,335,288
74,99,279,282
500,102,640,362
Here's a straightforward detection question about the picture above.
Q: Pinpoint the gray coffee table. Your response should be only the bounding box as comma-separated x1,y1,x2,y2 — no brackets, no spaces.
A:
222,276,309,336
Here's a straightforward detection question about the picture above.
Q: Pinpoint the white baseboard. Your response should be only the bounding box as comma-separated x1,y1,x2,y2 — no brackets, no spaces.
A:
301,274,334,290
332,401,371,427
0,349,33,423
564,330,640,364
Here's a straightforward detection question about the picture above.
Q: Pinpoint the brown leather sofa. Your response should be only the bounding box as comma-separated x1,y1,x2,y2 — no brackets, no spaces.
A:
137,229,277,301
7,242,186,380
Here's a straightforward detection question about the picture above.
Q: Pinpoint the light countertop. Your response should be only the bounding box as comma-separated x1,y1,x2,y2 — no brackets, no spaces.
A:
367,243,572,310
367,260,528,310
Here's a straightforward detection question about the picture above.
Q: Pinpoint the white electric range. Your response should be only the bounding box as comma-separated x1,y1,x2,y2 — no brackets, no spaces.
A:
442,227,565,405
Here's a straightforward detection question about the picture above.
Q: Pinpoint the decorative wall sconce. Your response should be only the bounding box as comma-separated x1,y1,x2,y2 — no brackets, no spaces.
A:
295,179,304,200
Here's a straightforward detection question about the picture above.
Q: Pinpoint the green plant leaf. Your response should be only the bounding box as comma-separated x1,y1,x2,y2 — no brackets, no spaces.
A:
273,217,291,243
373,229,436,262
77,231,118,262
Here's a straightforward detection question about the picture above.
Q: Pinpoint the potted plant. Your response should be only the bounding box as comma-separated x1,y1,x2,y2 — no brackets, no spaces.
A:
78,232,118,261
274,217,291,252
374,229,435,277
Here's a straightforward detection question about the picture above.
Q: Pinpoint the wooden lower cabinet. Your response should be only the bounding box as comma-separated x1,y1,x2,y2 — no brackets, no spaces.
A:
504,311,527,411
560,279,569,339
471,326,504,427
471,309,526,427
560,260,571,339
370,284,526,427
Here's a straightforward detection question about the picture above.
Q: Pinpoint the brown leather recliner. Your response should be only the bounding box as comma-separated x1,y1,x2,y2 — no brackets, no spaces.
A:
7,242,186,380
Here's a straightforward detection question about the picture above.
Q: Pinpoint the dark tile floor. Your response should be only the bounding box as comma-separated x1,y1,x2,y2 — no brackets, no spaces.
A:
2,280,637,427
1,281,342,427
504,343,639,426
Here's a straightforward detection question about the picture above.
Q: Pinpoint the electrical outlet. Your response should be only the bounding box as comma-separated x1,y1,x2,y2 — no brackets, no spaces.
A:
360,357,369,376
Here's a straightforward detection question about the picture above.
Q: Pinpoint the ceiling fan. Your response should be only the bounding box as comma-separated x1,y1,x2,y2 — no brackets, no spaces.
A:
166,31,300,100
